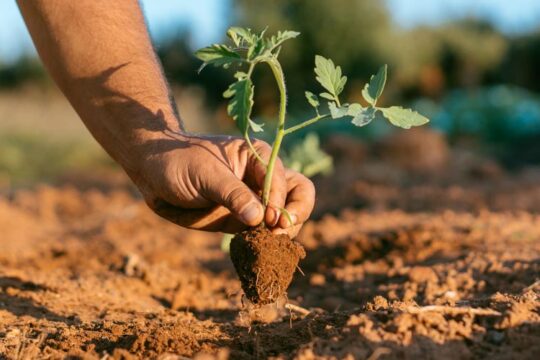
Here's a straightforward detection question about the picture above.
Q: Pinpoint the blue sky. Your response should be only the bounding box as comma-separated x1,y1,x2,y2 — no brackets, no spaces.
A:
1,0,540,63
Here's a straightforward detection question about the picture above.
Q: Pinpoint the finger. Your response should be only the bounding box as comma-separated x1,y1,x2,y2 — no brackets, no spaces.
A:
246,140,287,227
272,223,303,238
278,170,316,229
200,166,264,227
150,198,249,233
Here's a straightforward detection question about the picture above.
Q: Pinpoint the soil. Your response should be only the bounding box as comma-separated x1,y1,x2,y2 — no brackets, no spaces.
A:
230,226,305,305
1,136,539,359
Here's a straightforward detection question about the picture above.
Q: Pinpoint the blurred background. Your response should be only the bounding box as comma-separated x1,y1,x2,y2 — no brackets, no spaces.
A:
2,0,540,192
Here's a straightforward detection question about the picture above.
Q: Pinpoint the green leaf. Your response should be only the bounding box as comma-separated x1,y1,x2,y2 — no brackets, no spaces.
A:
195,44,242,71
314,55,347,101
226,27,256,47
362,64,387,106
249,119,264,132
223,78,263,134
319,92,335,101
380,106,430,129
270,30,300,49
305,91,319,109
348,104,376,127
226,29,241,47
234,71,248,80
328,102,348,119
248,37,266,60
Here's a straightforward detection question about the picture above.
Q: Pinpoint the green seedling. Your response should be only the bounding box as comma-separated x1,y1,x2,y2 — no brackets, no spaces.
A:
196,27,429,209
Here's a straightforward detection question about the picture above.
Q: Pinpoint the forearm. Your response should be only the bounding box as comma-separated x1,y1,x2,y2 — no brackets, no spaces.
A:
18,0,183,176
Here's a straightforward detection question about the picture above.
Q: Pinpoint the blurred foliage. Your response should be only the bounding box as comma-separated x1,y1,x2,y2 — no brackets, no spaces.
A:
502,31,540,93
0,1,536,107
1,0,540,169
156,33,233,106
282,133,333,178
418,85,540,165
0,133,114,186
387,20,507,93
231,0,391,111
0,56,47,88
230,2,510,107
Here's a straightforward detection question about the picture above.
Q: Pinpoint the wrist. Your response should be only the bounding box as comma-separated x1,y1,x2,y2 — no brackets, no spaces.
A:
117,111,191,184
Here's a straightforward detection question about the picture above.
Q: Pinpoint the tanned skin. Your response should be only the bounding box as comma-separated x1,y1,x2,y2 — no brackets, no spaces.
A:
18,0,315,237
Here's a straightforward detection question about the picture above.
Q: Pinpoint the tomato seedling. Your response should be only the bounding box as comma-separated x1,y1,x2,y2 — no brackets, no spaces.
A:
196,27,429,210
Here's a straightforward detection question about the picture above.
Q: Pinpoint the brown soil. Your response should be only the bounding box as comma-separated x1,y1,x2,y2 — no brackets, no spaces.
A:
1,140,539,359
230,226,306,305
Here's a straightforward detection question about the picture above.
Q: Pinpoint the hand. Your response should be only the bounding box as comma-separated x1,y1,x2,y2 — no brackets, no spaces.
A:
133,133,315,237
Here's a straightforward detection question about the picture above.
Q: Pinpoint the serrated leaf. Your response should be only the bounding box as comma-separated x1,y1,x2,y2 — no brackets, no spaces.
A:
226,29,241,47
314,55,347,101
223,78,262,134
195,44,242,71
380,106,430,129
226,27,256,46
270,30,300,49
305,91,319,108
248,37,266,60
362,64,387,106
319,92,335,101
249,119,264,132
234,71,247,80
328,102,348,119
348,104,376,127
346,103,362,115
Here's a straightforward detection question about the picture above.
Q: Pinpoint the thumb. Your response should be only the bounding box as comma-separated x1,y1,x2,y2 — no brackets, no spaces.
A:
202,170,264,227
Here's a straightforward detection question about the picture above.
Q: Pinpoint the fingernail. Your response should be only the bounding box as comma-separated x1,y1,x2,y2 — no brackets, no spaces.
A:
289,214,297,226
241,203,261,224
268,207,279,227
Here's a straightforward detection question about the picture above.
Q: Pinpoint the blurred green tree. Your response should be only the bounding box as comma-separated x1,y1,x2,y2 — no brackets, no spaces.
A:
0,56,47,88
232,0,392,111
386,19,507,97
502,31,540,92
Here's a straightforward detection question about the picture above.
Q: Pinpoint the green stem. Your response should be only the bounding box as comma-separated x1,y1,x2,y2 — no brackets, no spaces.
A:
245,134,267,166
262,59,287,206
284,113,331,135
244,62,266,166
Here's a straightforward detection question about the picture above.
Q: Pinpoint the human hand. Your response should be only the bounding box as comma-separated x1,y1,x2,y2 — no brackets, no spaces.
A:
133,133,315,238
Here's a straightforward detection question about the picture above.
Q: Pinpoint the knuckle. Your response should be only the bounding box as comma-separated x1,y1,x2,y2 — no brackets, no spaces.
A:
224,184,253,210
253,139,272,155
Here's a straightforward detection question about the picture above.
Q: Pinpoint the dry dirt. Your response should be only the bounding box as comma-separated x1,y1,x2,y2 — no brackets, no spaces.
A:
230,226,305,305
0,136,539,359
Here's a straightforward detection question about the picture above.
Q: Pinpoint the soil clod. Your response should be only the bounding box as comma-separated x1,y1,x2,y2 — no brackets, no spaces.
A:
230,225,306,305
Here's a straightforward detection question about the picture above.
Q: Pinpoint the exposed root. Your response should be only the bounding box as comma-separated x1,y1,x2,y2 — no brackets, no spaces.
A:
367,347,392,360
285,303,311,317
404,305,501,316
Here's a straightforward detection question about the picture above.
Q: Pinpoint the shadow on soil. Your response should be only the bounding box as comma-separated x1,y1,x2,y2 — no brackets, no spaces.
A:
211,312,540,359
0,276,80,325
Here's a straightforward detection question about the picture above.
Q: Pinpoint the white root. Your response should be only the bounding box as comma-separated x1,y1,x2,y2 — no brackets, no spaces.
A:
404,305,501,316
285,303,311,316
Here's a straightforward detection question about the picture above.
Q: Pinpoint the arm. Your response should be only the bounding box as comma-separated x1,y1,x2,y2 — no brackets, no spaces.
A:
18,0,181,175
18,0,315,236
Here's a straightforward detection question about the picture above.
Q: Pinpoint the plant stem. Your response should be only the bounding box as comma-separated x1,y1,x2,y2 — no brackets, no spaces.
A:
245,135,267,166
284,114,331,135
245,62,266,166
262,58,287,206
